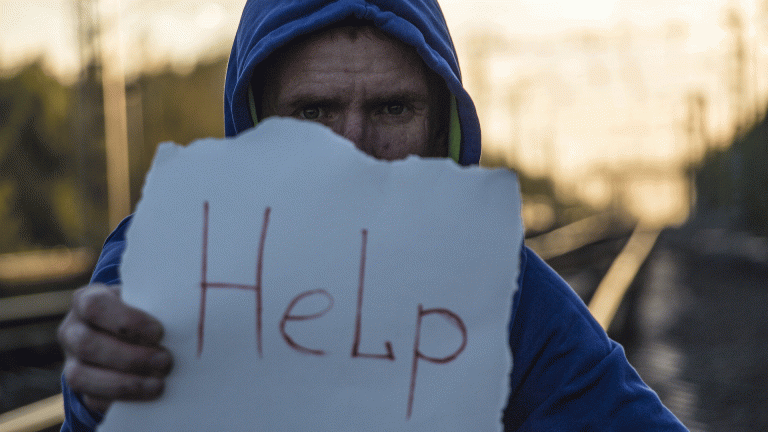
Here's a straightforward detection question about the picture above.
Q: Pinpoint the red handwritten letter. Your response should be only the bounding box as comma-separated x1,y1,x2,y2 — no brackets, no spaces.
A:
198,201,271,358
280,289,334,356
406,304,467,420
351,229,395,361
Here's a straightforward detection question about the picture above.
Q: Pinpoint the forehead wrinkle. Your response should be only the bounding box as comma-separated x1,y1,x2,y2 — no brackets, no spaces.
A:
278,69,428,105
290,50,417,76
283,26,427,74
276,75,356,104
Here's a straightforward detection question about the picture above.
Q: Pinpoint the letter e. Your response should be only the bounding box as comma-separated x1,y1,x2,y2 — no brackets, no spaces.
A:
280,289,334,356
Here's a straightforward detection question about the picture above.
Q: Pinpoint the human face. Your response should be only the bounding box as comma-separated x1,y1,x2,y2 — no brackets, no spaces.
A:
260,26,448,160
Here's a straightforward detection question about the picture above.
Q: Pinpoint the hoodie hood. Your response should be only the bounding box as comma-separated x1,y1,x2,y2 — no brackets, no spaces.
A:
224,0,481,165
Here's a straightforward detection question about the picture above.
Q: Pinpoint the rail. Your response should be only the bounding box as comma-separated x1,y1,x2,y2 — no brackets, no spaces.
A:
588,224,661,330
524,212,618,260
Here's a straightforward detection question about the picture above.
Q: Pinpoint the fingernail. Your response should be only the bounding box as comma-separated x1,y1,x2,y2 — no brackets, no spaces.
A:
151,352,172,370
147,321,164,340
143,377,163,394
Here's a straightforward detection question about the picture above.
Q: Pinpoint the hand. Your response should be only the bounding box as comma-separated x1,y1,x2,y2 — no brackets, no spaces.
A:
58,284,173,414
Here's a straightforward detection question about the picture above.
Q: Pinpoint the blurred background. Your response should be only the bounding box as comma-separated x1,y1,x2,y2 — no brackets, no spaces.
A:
0,1,766,431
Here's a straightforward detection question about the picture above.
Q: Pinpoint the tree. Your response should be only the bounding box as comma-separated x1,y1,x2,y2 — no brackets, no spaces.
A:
694,107,768,236
0,62,104,252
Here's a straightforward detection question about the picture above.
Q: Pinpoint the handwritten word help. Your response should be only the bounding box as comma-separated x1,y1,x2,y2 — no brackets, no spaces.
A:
196,201,467,420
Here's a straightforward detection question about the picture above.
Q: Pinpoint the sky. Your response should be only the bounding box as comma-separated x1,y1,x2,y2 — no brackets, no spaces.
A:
0,0,246,80
0,0,756,80
1,0,765,224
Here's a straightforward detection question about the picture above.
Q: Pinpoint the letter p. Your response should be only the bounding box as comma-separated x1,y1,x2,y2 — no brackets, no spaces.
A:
406,304,467,419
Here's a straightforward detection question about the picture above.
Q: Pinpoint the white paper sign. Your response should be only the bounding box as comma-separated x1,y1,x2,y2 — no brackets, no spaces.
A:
98,118,523,431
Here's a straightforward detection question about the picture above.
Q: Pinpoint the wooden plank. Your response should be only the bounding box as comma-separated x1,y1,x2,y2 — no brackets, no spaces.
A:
0,248,94,285
526,212,618,260
0,393,63,432
0,321,60,352
0,291,74,323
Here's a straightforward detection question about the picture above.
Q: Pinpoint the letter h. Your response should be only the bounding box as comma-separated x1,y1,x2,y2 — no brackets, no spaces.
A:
198,201,271,358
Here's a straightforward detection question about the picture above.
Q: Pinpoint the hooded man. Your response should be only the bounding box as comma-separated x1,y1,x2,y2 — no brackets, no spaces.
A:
58,1,688,431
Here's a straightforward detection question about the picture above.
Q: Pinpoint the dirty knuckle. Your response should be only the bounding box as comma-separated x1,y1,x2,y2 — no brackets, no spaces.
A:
63,361,86,390
126,352,152,372
79,290,110,322
71,328,99,360
117,378,143,397
57,316,73,345
72,286,89,300
60,322,84,353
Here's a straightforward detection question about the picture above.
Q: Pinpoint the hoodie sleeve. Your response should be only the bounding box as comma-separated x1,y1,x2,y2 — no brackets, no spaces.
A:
503,247,688,431
60,217,132,432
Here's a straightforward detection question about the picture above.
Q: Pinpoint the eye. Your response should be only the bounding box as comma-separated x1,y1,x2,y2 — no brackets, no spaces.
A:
382,103,407,115
298,107,323,120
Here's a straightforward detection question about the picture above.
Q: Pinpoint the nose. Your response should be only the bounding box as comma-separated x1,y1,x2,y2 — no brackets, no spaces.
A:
333,112,368,155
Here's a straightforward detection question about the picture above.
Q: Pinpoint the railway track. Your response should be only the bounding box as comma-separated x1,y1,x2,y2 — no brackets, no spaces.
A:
1,218,660,432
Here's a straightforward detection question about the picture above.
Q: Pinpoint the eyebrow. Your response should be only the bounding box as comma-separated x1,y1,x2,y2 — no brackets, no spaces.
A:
283,90,429,109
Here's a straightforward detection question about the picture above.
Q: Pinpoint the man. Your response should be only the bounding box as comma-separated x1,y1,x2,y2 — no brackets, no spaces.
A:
58,0,688,430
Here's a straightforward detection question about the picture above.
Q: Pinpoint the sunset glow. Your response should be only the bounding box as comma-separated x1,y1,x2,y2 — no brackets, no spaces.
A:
1,0,766,225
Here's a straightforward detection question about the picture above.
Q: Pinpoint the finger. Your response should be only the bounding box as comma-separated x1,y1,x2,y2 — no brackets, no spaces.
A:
63,359,165,403
80,395,112,416
60,318,173,375
72,285,164,345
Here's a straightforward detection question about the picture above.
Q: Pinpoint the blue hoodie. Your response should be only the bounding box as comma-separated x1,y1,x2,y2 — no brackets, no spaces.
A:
61,0,688,430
